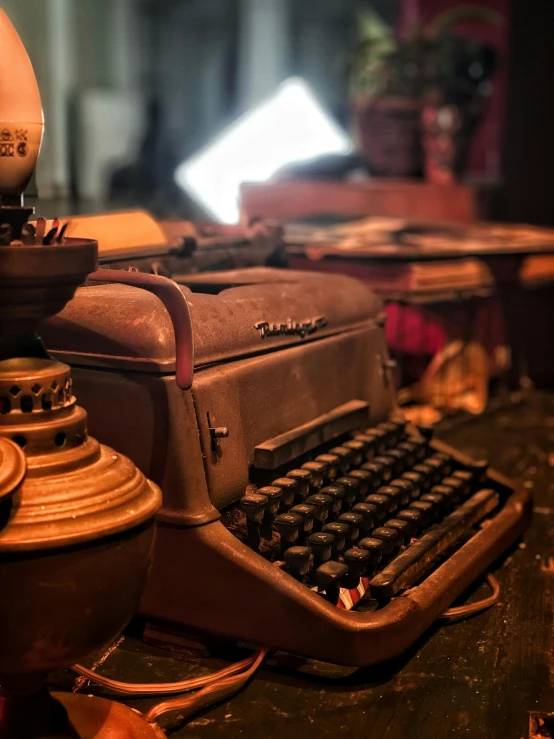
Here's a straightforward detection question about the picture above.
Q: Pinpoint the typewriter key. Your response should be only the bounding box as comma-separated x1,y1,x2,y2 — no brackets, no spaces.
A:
396,508,425,535
315,561,348,603
420,493,447,518
469,460,489,486
371,526,401,556
352,433,378,460
388,478,414,505
258,486,282,538
361,460,385,489
442,476,467,501
381,448,407,477
284,546,311,581
432,483,461,507
401,470,424,499
342,440,366,467
335,476,362,506
373,455,395,482
365,493,395,519
321,484,345,518
343,547,371,589
322,521,349,556
290,504,317,540
286,469,312,501
240,493,268,550
305,493,332,526
347,468,372,497
412,463,434,492
396,441,418,467
352,502,378,533
329,446,355,474
422,457,444,486
358,536,385,566
409,499,434,525
301,461,326,489
274,512,303,555
363,427,388,454
272,478,298,510
451,469,473,495
430,451,453,477
308,532,335,566
384,518,412,545
376,485,405,510
315,453,340,481
337,512,364,545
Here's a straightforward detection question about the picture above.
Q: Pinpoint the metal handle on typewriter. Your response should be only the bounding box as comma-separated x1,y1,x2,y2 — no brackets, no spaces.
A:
87,270,194,390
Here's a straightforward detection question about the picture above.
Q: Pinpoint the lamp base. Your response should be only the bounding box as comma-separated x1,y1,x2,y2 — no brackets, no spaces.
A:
0,688,165,739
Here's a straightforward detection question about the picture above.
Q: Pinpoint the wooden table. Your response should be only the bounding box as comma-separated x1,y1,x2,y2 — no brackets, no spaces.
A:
53,392,554,739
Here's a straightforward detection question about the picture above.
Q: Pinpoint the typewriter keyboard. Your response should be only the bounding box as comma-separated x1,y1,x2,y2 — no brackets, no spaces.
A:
227,421,500,610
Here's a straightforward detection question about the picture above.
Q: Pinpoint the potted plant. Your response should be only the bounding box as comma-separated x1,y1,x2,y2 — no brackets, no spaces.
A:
351,5,502,181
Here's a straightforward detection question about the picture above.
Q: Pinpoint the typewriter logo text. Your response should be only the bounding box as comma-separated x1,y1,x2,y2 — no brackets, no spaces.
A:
254,316,328,340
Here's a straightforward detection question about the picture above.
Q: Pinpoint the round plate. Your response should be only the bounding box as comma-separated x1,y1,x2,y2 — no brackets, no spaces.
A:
0,437,26,500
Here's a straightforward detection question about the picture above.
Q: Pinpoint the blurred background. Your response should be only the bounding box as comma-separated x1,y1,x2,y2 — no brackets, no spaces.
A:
3,0,553,226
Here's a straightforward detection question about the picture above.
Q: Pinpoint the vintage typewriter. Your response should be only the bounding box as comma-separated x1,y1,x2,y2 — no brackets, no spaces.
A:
39,252,531,666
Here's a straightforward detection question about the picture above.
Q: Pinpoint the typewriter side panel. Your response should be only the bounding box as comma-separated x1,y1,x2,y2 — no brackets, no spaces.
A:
192,323,395,509
68,367,218,524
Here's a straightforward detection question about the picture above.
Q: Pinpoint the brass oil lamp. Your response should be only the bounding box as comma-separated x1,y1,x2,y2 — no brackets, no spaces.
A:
0,10,164,738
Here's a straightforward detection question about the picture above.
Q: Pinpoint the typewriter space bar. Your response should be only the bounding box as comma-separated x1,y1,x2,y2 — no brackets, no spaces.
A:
370,489,499,601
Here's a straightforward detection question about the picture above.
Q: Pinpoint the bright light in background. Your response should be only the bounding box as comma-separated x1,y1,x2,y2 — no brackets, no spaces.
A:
175,78,352,223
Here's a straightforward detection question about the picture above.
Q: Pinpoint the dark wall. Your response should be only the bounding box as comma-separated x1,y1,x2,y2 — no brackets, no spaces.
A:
499,1,554,225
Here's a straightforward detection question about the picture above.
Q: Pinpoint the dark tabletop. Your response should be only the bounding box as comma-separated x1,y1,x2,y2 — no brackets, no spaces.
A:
53,392,554,739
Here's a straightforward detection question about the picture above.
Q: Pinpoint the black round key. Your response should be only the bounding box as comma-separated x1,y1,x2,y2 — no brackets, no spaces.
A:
381,449,407,476
422,457,443,485
420,492,448,516
301,461,326,489
335,476,362,506
443,475,468,500
470,460,489,485
315,561,348,602
365,493,394,520
409,500,434,526
352,502,377,533
329,446,355,473
431,451,454,476
384,518,412,545
308,532,335,565
373,455,396,482
320,484,345,518
396,508,425,535
347,469,372,497
343,547,371,589
401,471,424,499
342,440,366,467
286,469,312,500
271,478,298,509
315,453,340,481
274,512,303,548
452,469,472,493
358,536,385,565
337,512,364,544
432,483,460,507
290,504,317,537
284,546,311,580
258,486,282,516
376,486,404,510
305,493,332,524
353,433,378,460
413,463,434,492
389,478,414,505
371,526,401,555
397,441,418,467
240,493,268,522
361,461,385,489
377,421,401,446
322,521,349,555
363,427,388,453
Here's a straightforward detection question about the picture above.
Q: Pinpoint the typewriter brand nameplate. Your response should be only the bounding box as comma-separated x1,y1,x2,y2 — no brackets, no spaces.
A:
254,316,328,340
253,400,369,470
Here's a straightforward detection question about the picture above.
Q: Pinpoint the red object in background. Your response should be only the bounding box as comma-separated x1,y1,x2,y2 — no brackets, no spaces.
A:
397,0,509,180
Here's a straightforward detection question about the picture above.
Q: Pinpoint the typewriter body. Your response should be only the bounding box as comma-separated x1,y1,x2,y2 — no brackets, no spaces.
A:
40,258,531,666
